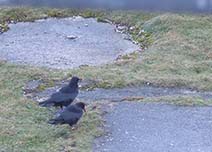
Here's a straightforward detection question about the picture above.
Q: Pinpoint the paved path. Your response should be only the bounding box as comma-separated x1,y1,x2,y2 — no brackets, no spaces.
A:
27,84,212,103
78,86,212,101
0,17,138,69
24,80,212,152
94,102,212,152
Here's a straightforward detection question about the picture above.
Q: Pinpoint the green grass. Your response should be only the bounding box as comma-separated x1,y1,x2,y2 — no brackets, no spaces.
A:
0,8,211,90
0,63,103,152
124,95,212,106
0,7,212,151
70,13,212,91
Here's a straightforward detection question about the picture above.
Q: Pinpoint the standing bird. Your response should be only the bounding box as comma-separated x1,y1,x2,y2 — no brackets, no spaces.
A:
48,102,86,126
39,76,81,108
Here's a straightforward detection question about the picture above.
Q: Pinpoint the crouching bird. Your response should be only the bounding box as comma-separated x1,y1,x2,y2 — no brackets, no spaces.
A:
48,102,86,127
39,76,81,108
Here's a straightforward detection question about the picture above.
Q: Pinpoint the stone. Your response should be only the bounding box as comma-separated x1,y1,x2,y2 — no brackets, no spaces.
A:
66,35,78,40
130,26,136,31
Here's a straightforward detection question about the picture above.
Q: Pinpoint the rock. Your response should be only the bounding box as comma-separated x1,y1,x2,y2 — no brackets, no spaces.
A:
117,25,126,31
129,26,136,31
115,25,128,33
66,35,78,40
132,40,139,45
74,16,83,20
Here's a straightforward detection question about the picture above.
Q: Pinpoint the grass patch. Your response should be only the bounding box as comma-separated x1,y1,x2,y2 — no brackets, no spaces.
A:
0,7,211,90
1,8,210,90
144,95,212,106
125,95,212,106
70,13,212,91
0,62,103,152
0,7,212,151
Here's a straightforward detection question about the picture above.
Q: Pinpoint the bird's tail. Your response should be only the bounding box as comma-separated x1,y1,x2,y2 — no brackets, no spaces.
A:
39,99,53,107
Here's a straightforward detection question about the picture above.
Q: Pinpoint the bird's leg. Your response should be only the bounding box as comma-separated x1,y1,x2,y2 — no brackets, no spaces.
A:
60,105,63,109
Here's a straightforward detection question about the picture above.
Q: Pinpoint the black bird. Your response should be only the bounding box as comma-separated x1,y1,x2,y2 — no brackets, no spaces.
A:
48,102,86,126
39,76,81,108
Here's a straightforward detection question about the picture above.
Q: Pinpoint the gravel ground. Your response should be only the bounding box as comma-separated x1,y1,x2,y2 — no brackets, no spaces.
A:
0,17,139,69
94,102,212,152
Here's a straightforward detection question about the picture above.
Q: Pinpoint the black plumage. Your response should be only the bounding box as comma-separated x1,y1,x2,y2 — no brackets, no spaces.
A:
48,102,86,126
39,76,81,108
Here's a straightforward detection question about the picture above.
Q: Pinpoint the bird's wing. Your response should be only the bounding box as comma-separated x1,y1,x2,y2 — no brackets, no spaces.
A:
59,85,70,93
59,85,79,94
49,106,81,124
50,92,77,103
48,115,65,124
61,109,83,125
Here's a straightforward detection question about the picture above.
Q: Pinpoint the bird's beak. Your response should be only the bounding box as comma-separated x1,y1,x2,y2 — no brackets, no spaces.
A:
79,78,83,82
83,107,86,113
